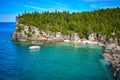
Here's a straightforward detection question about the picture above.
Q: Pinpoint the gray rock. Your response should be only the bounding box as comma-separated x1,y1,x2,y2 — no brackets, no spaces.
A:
102,53,112,61
88,33,97,41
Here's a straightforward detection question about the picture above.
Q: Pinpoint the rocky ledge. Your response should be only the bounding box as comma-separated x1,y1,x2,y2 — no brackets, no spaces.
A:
11,24,79,44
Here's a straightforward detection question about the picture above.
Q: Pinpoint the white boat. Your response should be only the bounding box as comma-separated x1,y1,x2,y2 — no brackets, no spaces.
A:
29,45,40,50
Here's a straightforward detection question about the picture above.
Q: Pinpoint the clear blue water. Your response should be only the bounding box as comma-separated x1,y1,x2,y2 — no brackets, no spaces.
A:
0,22,114,80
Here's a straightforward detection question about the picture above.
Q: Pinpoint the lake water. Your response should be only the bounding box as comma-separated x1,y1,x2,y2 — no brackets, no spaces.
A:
0,22,114,80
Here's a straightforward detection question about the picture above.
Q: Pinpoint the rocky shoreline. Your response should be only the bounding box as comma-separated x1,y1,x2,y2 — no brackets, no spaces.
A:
11,24,106,45
11,24,120,80
103,43,120,80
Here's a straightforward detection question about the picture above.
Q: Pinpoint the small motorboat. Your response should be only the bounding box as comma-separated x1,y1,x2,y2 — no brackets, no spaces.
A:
29,45,40,50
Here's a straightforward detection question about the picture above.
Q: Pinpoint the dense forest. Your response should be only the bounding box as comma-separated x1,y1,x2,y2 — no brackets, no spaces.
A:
17,7,120,38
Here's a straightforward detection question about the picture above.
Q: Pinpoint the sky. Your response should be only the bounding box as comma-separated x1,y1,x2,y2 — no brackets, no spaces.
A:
0,0,120,22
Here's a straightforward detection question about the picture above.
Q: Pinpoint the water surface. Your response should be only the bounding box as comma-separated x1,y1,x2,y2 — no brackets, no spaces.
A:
0,22,114,80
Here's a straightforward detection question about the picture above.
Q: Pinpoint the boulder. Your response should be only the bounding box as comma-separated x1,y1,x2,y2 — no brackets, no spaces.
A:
88,33,97,41
102,53,112,61
56,32,62,38
73,33,80,42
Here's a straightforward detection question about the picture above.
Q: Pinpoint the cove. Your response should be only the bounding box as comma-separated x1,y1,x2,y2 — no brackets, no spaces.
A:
0,22,114,80
2,43,114,80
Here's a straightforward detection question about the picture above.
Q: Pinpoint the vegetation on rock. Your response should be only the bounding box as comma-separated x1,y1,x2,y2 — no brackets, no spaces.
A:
16,7,120,39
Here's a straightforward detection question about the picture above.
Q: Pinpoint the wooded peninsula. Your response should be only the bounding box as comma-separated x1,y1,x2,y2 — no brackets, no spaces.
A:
11,7,120,80
16,7,120,39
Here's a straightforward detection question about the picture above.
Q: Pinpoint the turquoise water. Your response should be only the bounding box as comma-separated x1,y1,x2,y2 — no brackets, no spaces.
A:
0,22,114,80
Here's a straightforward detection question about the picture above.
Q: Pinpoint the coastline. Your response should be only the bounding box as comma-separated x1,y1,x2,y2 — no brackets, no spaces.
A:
11,23,120,80
103,44,120,80
12,38,120,80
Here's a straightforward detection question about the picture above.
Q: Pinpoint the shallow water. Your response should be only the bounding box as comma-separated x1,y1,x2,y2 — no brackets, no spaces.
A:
0,22,114,80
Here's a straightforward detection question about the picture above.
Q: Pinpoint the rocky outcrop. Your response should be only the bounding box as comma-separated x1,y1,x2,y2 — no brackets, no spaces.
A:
11,24,81,44
12,23,114,45
88,33,97,41
103,43,120,80
12,24,42,41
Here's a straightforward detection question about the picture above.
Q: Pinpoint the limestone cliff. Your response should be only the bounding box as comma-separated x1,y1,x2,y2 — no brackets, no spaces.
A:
11,24,42,41
12,23,82,44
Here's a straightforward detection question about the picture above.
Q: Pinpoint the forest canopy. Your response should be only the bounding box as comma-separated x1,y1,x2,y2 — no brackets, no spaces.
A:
17,7,120,38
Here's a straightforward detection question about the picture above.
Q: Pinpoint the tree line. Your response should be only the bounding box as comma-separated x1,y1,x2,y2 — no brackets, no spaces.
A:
16,7,120,39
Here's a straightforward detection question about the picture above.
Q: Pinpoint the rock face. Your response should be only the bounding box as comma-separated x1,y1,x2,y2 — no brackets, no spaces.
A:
88,33,97,41
12,24,57,42
11,24,81,44
12,24,41,41
73,33,80,42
